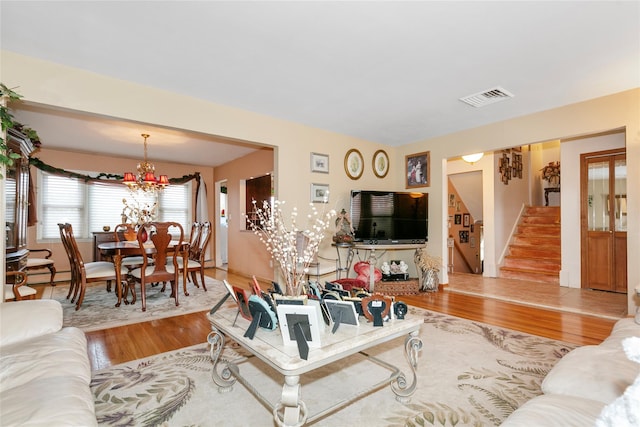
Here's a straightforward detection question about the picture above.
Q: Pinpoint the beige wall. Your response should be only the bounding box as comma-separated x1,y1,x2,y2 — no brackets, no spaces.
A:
213,148,274,282
3,51,639,313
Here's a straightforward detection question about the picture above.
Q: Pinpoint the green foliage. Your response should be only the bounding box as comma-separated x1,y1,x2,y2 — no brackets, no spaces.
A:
0,83,41,178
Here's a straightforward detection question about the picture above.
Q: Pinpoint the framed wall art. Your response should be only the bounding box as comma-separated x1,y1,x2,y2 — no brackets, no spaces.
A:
310,183,329,203
310,152,329,173
463,213,470,227
459,230,469,244
405,151,430,188
344,149,364,180
454,214,462,225
372,149,389,178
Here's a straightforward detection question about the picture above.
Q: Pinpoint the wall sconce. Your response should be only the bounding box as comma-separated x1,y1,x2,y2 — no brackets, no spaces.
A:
461,153,484,164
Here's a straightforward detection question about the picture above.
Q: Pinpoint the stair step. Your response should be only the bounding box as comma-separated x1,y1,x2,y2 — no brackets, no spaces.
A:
521,216,560,225
517,224,561,236
500,267,560,284
512,235,561,246
509,245,561,258
503,256,561,272
525,206,560,216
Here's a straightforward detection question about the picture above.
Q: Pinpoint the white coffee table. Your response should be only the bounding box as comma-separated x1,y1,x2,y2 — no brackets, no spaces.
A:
207,307,422,427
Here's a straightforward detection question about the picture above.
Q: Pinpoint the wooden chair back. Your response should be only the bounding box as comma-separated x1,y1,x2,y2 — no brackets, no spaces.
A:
137,222,185,284
193,221,211,262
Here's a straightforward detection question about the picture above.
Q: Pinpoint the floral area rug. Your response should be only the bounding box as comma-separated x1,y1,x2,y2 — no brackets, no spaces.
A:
91,307,576,426
43,277,227,332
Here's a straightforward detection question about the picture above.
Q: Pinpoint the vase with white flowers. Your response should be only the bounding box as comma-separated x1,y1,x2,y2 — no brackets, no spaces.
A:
247,199,336,296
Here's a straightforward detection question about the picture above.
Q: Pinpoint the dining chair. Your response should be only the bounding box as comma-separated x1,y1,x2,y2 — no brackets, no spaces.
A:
113,223,152,270
127,222,185,312
4,271,37,301
25,248,57,286
58,223,125,310
176,221,210,294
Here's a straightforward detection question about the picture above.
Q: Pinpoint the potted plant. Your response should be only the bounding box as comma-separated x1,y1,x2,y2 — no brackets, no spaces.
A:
414,248,442,292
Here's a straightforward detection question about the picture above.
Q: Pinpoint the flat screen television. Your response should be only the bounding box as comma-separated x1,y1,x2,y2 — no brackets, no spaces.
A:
350,190,428,244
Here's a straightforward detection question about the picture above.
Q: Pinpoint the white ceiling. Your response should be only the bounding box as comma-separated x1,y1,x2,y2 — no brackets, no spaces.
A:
2,1,639,167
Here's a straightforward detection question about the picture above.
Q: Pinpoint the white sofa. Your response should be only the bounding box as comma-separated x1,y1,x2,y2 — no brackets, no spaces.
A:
0,299,97,426
502,317,640,426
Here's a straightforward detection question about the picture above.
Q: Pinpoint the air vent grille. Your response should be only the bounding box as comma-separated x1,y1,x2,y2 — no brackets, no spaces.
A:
459,87,514,108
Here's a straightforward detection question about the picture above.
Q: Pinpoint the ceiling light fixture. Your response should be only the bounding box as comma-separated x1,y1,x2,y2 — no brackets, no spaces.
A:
123,133,169,192
461,153,484,164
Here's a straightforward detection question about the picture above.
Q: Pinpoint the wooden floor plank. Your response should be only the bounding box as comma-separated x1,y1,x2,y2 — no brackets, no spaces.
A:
82,268,618,371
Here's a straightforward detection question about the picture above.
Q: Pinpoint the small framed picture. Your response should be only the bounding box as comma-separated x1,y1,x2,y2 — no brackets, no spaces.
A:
310,183,329,203
344,149,364,180
310,152,329,173
470,236,476,248
372,149,389,178
448,194,455,207
454,214,462,225
405,151,430,188
459,230,469,244
463,213,470,227
276,304,322,348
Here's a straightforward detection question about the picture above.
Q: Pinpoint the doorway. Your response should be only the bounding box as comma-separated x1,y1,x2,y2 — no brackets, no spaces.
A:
580,149,627,293
215,180,228,270
447,171,483,275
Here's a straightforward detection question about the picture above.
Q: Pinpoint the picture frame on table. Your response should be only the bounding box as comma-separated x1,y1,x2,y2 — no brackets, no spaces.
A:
372,149,389,178
310,183,329,203
276,304,322,348
310,152,329,173
463,213,470,227
344,149,364,180
406,151,430,188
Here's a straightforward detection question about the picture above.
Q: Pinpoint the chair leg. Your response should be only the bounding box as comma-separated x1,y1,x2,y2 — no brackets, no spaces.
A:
141,279,147,312
48,265,57,286
75,279,87,310
171,280,180,306
199,268,207,291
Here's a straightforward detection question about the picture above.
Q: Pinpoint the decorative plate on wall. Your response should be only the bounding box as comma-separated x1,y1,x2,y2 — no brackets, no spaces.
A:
372,149,389,178
344,149,364,180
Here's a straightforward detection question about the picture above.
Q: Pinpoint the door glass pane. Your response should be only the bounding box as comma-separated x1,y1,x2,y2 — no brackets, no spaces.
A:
587,160,609,231
614,158,627,231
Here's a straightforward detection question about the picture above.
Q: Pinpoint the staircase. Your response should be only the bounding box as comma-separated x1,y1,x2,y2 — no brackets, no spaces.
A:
500,206,561,284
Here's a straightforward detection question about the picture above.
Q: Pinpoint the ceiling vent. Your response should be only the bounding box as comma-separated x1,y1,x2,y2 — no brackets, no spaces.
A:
459,87,514,108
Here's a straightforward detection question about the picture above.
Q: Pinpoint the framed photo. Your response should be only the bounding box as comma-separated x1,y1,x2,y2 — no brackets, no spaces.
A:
310,183,329,203
310,152,329,173
276,304,322,348
324,300,359,326
454,214,462,225
459,230,469,244
448,194,456,208
463,213,470,227
470,236,476,248
470,224,475,233
372,149,389,178
344,149,364,180
406,151,430,188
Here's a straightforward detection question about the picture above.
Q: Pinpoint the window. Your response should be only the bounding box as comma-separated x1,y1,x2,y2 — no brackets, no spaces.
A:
38,170,192,240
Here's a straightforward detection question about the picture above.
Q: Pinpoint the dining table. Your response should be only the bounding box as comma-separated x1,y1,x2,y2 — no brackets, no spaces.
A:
97,240,187,308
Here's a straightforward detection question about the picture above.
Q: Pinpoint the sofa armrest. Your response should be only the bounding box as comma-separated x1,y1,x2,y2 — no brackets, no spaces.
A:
0,300,63,347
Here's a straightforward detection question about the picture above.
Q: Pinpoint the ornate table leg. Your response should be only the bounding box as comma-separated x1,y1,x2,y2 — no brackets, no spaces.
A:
391,330,423,403
207,329,236,392
273,375,308,427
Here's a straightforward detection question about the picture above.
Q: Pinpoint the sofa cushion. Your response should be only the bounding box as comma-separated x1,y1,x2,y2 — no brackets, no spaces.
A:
542,344,640,404
599,317,640,351
501,394,605,426
0,375,97,426
0,327,91,393
0,300,63,347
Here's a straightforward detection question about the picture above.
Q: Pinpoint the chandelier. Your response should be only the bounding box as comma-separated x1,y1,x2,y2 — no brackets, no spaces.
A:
122,133,169,192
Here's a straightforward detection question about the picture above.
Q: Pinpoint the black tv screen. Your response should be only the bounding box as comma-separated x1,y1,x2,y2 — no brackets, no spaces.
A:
350,190,428,244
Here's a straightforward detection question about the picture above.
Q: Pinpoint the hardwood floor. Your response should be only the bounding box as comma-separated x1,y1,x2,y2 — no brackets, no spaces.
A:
83,268,619,371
